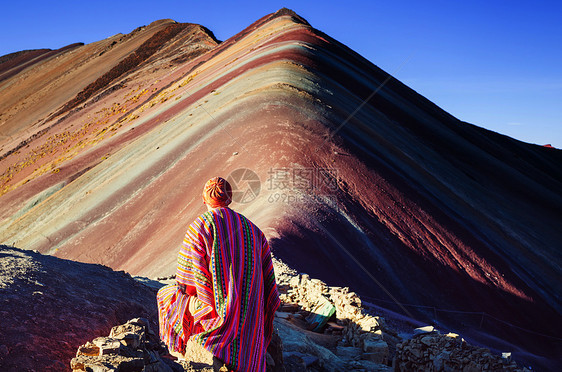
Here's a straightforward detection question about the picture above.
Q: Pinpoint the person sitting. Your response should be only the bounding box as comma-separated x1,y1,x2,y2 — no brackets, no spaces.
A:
157,177,280,371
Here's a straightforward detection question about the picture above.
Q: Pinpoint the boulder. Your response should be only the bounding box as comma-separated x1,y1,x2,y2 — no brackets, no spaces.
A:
362,336,388,364
71,318,175,371
275,318,346,371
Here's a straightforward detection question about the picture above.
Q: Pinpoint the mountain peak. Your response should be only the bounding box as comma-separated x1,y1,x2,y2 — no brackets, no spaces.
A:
268,7,311,26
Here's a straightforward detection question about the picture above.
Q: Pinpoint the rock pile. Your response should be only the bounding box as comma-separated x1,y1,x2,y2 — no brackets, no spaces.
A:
273,259,394,371
273,259,528,372
394,332,527,372
71,318,178,372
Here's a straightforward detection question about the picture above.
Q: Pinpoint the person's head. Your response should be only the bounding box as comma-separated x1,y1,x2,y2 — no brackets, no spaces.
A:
202,177,233,210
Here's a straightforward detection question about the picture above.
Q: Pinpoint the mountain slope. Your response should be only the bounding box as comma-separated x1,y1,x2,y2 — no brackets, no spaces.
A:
0,246,158,371
0,8,560,370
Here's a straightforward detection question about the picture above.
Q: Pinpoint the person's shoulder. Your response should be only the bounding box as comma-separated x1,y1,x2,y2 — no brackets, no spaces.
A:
199,207,232,225
232,209,266,236
209,208,263,233
228,208,251,223
190,210,215,228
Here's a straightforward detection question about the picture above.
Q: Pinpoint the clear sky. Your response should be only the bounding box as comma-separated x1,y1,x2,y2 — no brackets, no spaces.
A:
1,0,561,148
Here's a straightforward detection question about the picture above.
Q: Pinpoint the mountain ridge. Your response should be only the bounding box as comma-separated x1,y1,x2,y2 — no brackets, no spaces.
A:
0,8,560,370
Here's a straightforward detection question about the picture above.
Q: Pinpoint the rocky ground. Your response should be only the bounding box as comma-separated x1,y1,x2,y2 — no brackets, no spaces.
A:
270,260,528,372
0,246,158,371
0,246,530,371
69,257,529,372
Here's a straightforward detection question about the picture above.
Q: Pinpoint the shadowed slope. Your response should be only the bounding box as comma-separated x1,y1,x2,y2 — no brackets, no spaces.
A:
0,246,158,370
0,8,560,370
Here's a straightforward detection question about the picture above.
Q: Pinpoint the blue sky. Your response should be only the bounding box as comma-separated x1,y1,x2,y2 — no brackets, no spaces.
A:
1,1,561,148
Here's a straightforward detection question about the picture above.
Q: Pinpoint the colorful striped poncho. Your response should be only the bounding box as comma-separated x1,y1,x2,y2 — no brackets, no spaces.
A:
157,207,280,371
